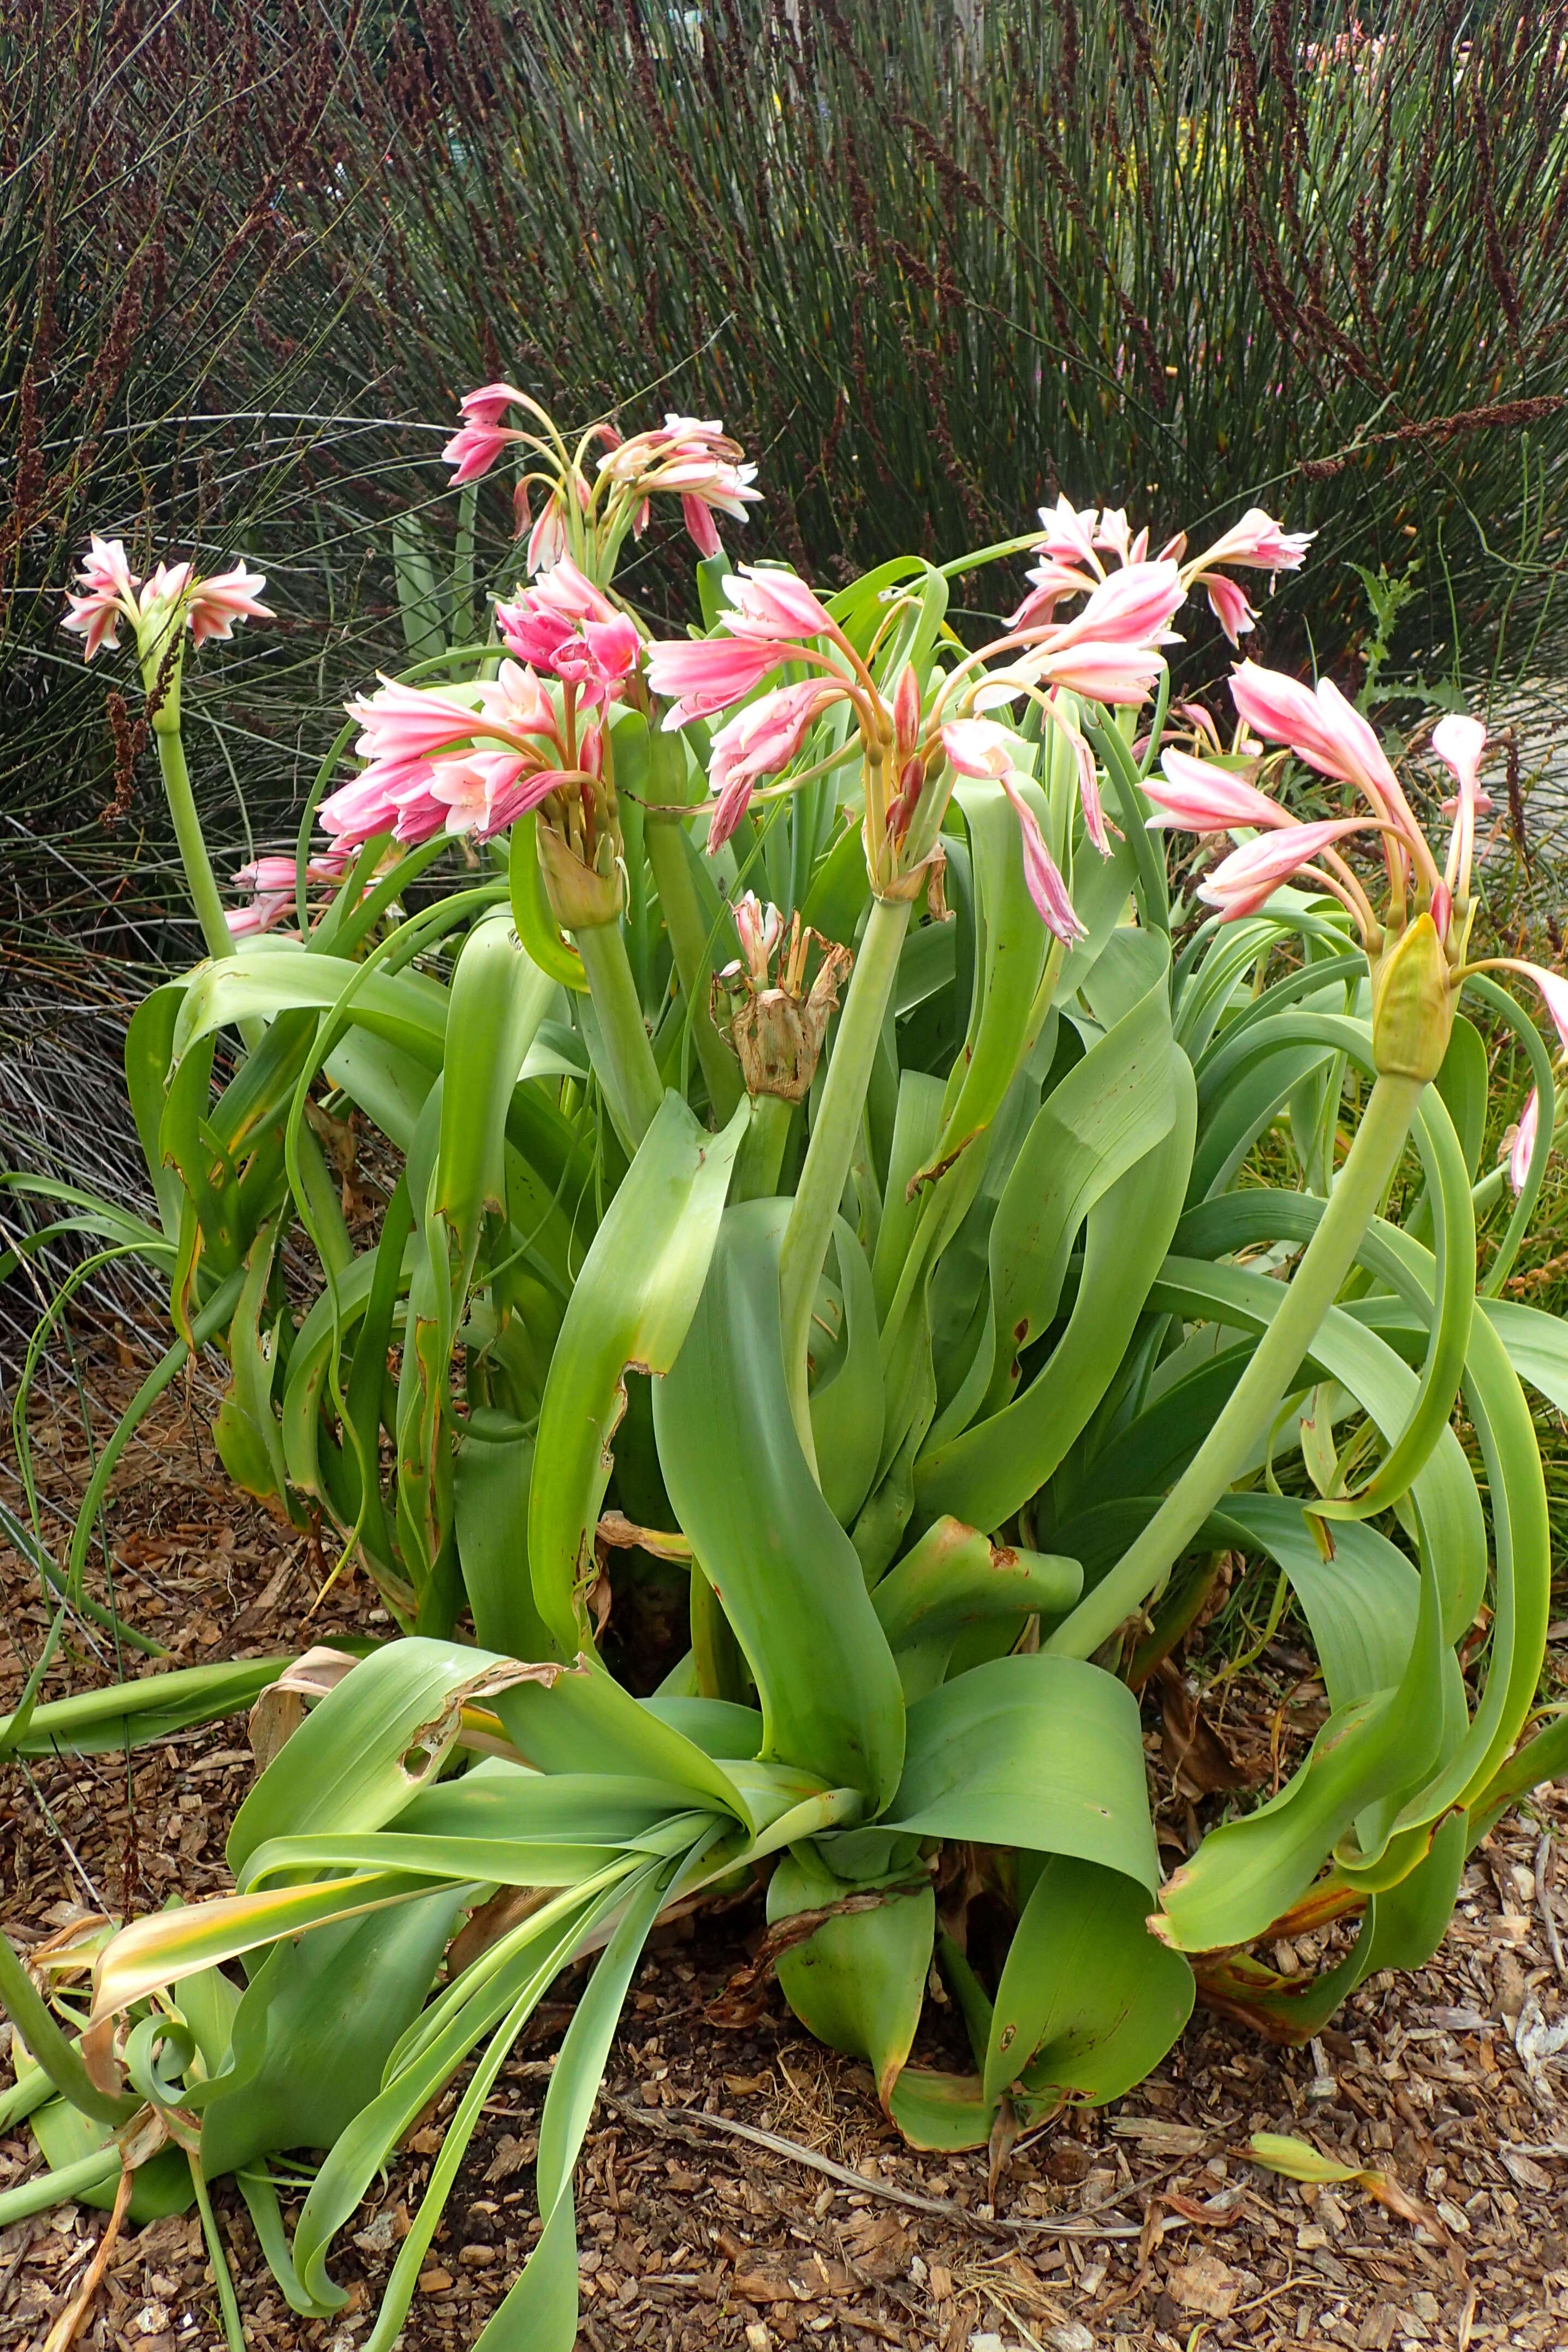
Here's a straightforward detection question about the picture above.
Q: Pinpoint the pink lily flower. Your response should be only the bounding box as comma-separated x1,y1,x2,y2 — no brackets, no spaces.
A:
1024,638,1168,705
1192,509,1315,575
1147,748,1296,833
646,634,788,728
1510,1088,1540,1194
718,566,837,643
345,678,498,770
705,680,844,848
460,381,532,429
1180,510,1312,645
1009,556,1100,631
441,382,538,485
1035,496,1104,576
527,492,569,574
63,533,144,656
1198,818,1373,921
1228,663,1398,805
443,421,511,484
183,562,273,648
1228,661,1437,901
1431,712,1488,902
429,751,572,838
939,718,1085,941
1203,572,1259,646
1047,559,1185,652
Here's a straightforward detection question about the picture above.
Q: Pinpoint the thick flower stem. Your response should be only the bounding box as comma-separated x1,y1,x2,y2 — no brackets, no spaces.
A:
153,724,235,963
575,918,666,1146
1047,1070,1426,1661
730,1091,794,1203
779,893,912,1463
644,813,742,1124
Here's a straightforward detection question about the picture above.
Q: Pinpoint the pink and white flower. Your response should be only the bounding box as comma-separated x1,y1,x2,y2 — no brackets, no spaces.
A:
1147,747,1295,834
705,680,844,848
597,413,761,557
1034,496,1104,575
182,563,273,648
939,718,1085,941
1197,818,1371,921
1183,508,1313,645
1191,509,1315,577
441,382,534,484
717,566,837,643
1510,1088,1540,1194
645,634,791,728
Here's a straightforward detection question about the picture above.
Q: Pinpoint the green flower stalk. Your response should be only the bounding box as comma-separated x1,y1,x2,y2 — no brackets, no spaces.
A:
64,534,274,961
1052,672,1568,1660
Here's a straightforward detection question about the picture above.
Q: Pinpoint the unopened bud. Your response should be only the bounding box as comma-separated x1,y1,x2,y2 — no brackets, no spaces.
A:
536,812,622,930
1370,911,1453,1082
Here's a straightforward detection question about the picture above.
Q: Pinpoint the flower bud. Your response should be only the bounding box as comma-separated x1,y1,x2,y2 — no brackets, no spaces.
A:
536,813,623,929
1370,912,1453,1082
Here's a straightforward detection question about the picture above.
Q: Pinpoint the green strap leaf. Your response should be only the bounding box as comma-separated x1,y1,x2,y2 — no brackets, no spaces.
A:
987,1855,1193,2106
915,1056,1195,1534
885,1653,1159,1890
655,1199,907,1811
769,1847,934,2111
529,1092,749,1654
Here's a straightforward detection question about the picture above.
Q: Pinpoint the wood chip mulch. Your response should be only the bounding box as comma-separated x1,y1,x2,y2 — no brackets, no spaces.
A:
4,1323,1568,2352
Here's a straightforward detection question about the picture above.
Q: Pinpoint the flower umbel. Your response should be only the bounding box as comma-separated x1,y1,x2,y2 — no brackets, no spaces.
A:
441,386,759,579
645,548,1179,925
64,539,272,724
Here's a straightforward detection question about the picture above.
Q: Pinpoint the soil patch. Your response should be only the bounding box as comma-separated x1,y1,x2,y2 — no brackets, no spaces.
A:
4,1325,1568,2350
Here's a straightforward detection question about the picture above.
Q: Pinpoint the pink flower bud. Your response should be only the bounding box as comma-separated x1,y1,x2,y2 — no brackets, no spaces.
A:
1510,1088,1540,1195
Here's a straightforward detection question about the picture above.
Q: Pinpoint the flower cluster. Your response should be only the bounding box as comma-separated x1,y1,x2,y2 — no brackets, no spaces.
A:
646,554,1184,931
1144,669,1568,1101
1014,497,1312,648
318,664,603,852
441,385,759,572
493,556,642,699
64,537,272,665
595,413,760,559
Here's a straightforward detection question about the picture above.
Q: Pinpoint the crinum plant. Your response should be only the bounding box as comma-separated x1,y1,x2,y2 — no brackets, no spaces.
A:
5,395,1568,2351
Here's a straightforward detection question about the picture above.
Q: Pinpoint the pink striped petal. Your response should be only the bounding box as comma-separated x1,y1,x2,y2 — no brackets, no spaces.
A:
1198,818,1370,919
1148,747,1293,833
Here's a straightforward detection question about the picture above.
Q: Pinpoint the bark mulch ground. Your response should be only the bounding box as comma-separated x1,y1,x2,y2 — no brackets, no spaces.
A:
4,1325,1568,2352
